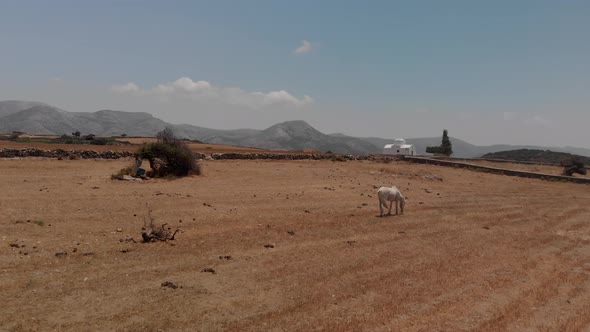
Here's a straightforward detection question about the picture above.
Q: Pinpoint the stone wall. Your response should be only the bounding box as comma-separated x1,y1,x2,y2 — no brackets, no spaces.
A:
0,148,134,159
403,156,590,184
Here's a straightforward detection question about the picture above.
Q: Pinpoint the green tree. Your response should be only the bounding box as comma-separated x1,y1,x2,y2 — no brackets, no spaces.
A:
426,129,453,156
440,129,453,156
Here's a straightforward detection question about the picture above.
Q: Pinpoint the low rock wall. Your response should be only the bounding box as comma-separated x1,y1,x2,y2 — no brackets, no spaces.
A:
0,148,134,159
403,156,590,184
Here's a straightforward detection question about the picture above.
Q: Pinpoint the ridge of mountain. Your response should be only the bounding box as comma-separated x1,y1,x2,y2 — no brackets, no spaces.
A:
1,100,589,157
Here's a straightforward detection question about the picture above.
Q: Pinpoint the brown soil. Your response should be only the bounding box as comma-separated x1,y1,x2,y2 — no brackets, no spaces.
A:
1,158,590,331
467,160,590,178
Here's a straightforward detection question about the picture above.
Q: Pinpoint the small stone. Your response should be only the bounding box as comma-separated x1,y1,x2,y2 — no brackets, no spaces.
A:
161,281,179,289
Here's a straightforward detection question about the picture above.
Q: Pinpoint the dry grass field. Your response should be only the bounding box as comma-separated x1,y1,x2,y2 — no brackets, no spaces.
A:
466,160,590,179
1,157,590,331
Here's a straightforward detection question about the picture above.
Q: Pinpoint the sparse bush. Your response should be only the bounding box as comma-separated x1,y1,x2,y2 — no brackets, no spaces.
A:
135,128,201,178
141,208,181,242
561,158,587,176
90,137,109,145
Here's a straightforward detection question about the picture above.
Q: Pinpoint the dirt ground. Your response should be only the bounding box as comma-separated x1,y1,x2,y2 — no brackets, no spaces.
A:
1,158,590,331
466,160,590,179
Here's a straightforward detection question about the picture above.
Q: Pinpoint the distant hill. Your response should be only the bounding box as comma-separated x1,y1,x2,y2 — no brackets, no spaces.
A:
0,101,169,137
338,134,590,158
0,100,47,118
2,100,590,156
482,149,590,165
236,121,379,154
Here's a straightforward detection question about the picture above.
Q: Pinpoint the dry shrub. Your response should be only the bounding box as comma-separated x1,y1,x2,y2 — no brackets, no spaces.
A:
135,128,201,178
141,209,181,243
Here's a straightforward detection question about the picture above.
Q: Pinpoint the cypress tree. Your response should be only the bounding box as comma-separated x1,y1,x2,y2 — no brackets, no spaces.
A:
441,129,453,156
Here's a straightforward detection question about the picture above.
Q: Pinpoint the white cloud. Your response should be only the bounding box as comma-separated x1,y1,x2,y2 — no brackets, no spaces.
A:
111,82,141,94
254,90,314,106
294,40,313,55
111,77,313,108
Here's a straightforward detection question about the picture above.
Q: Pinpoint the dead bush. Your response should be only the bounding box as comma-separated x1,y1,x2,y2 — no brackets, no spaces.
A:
141,209,181,243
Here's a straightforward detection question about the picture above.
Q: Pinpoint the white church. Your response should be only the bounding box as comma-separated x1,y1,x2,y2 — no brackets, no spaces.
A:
382,138,416,156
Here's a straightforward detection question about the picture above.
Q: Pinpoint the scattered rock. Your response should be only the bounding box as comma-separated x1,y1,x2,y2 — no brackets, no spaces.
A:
119,248,130,253
119,237,137,243
287,230,295,236
82,252,95,256
304,210,310,213
116,228,123,232
161,281,178,289
122,175,135,181
9,243,20,248
201,268,216,274
55,251,68,257
264,244,275,249
219,255,232,260
346,240,356,245
483,226,490,230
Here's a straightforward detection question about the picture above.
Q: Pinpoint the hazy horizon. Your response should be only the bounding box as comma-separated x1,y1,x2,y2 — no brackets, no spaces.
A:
1,1,589,148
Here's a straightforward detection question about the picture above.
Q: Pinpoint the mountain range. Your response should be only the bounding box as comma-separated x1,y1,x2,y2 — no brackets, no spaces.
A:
1,100,589,158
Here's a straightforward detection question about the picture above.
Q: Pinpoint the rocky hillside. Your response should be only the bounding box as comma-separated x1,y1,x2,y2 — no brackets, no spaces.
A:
2,100,590,156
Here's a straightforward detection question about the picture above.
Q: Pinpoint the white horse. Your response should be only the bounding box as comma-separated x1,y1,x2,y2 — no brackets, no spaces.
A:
377,186,406,217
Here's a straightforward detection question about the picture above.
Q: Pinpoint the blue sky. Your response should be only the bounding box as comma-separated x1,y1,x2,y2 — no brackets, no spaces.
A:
1,1,589,147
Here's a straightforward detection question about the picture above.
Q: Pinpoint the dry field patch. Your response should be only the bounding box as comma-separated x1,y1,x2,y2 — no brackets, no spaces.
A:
466,160,590,179
1,158,589,331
